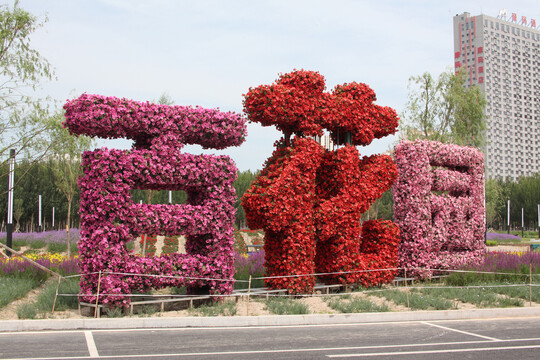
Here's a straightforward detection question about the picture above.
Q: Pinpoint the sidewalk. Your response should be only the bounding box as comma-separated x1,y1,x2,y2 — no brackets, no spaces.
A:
2,307,540,332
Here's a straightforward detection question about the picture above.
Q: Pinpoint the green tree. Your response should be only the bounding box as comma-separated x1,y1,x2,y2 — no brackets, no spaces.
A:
48,113,92,256
234,170,258,228
401,70,486,149
0,1,55,164
485,178,503,229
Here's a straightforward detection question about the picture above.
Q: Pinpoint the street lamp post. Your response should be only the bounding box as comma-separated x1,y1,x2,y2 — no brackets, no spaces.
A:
507,199,511,234
6,149,15,257
38,194,42,232
522,207,524,238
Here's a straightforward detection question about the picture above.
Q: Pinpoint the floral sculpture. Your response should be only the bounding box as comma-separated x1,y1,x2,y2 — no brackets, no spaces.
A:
393,140,486,277
63,94,246,306
242,70,401,294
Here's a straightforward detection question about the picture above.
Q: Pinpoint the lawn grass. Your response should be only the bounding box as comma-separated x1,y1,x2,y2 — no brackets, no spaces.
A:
324,295,388,313
487,283,540,303
0,277,41,308
16,277,80,319
264,296,309,315
419,286,524,308
47,242,67,254
372,288,457,310
188,299,237,317
29,239,46,250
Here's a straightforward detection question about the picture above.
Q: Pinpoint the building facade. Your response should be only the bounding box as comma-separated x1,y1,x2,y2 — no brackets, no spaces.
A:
453,11,540,180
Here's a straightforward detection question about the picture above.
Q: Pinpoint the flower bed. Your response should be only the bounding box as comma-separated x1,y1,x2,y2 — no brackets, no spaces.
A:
486,232,522,241
0,253,79,279
0,229,80,245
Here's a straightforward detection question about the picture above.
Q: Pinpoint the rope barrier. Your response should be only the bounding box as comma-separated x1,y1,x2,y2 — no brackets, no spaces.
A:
2,250,537,305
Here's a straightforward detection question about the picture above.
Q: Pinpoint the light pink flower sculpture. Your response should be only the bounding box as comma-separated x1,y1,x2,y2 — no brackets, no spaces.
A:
393,140,487,277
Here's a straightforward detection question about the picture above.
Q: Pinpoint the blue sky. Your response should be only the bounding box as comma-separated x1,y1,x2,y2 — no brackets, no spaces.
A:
20,0,540,171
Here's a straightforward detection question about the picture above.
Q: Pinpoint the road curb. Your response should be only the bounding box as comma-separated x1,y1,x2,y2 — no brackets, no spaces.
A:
1,307,540,332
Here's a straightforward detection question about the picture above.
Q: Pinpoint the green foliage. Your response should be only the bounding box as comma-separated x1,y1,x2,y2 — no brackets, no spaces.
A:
0,160,80,231
170,286,187,295
401,70,486,149
264,296,310,315
234,170,259,228
0,1,55,162
486,240,497,247
47,113,93,257
363,189,393,222
486,174,540,230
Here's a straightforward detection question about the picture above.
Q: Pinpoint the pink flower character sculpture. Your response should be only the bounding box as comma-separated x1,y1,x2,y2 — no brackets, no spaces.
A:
64,94,246,307
393,140,487,277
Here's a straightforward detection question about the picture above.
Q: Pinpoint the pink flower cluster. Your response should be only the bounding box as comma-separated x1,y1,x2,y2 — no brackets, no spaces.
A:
64,94,246,150
64,94,246,307
393,140,487,277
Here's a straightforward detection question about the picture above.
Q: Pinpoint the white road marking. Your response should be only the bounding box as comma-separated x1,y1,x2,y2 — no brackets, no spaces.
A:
421,321,501,341
1,316,539,335
2,338,540,360
327,344,540,357
84,331,99,358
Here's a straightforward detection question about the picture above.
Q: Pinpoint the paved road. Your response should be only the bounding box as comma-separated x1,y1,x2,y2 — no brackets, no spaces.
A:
1,317,540,359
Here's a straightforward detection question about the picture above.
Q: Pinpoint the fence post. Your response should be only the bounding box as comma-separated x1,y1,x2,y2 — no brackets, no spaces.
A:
52,276,62,313
404,268,410,310
247,275,252,316
142,234,147,257
530,263,533,307
94,271,102,318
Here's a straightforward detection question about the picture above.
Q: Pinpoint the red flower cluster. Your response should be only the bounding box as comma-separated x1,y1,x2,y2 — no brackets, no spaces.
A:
315,147,400,288
243,137,324,293
242,70,400,293
243,70,398,146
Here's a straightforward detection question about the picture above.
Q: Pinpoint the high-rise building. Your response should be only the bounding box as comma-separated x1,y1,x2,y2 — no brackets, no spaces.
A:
313,133,334,151
453,11,540,180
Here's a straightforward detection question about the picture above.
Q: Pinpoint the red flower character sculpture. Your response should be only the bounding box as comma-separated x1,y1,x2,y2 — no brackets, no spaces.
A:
242,70,400,293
